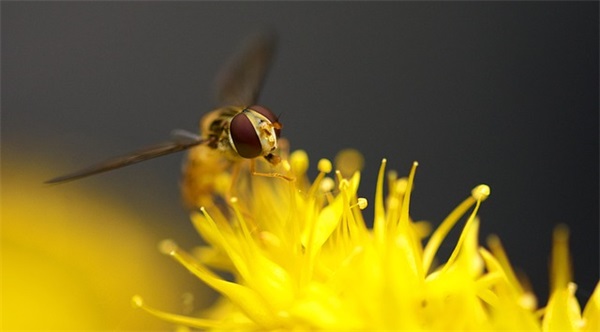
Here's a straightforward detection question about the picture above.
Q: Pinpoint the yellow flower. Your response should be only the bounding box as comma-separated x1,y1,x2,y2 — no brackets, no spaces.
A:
133,149,599,330
2,153,208,330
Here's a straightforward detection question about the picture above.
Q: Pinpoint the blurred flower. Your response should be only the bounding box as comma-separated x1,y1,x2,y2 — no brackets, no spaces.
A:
133,149,599,330
2,153,211,330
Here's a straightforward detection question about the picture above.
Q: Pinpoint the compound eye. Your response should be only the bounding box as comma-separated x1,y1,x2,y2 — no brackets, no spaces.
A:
230,112,262,159
249,105,281,137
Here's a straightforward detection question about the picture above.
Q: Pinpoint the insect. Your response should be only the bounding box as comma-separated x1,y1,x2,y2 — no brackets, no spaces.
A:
47,32,290,208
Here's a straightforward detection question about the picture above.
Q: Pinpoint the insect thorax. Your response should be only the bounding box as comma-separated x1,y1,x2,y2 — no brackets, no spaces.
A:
200,106,246,159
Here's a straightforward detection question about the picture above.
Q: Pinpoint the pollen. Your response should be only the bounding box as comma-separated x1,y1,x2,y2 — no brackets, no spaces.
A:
134,150,599,331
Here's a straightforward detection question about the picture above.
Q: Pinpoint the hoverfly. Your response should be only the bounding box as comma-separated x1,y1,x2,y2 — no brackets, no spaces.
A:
47,32,290,208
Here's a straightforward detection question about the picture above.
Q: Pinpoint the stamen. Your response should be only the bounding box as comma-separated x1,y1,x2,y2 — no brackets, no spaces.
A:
159,239,178,256
373,158,387,241
550,224,571,292
163,238,277,326
441,195,485,273
422,185,486,273
393,178,408,196
478,288,500,307
338,178,349,191
393,162,424,277
307,158,333,201
471,184,490,202
486,234,526,295
398,162,418,229
353,197,368,210
476,271,504,291
335,170,344,184
131,295,241,329
387,170,398,195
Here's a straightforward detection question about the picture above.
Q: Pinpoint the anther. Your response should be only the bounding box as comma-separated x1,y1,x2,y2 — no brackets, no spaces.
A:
471,184,491,202
290,150,309,174
318,158,332,173
393,178,408,195
356,198,368,210
387,170,398,182
158,239,178,255
131,295,144,308
334,149,364,178
320,177,335,193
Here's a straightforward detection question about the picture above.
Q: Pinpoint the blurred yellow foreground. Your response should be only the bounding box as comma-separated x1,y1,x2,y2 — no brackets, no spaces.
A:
1,153,209,330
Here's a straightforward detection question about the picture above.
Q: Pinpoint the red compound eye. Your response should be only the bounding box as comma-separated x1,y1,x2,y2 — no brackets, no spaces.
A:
230,112,262,159
249,105,281,137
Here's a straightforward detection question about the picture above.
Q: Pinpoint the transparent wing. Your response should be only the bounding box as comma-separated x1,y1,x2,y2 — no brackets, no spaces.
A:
215,31,278,106
46,134,208,184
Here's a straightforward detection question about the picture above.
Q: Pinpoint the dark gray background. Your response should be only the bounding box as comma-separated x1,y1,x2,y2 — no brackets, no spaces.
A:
3,2,598,306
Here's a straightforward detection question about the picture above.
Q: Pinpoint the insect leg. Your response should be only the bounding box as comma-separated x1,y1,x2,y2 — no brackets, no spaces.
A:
249,158,295,181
